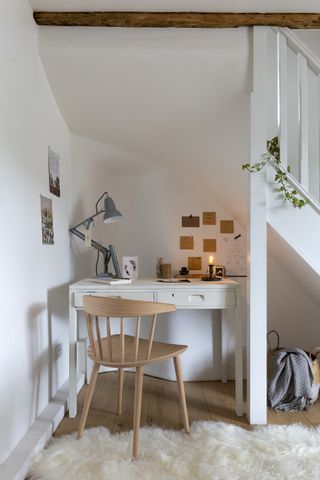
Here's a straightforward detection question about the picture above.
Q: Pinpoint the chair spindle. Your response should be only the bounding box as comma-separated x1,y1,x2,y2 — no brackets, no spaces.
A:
86,312,96,357
106,316,112,362
120,317,125,363
147,314,157,360
134,316,141,362
95,316,103,360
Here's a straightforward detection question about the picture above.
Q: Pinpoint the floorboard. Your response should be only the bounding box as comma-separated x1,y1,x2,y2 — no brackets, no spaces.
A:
54,371,320,437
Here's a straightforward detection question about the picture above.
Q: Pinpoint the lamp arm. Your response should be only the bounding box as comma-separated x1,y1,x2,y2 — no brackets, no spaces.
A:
70,210,105,232
95,191,108,213
69,226,107,255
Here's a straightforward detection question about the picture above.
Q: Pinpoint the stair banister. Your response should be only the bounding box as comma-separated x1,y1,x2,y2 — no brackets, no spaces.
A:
274,26,320,201
268,159,320,214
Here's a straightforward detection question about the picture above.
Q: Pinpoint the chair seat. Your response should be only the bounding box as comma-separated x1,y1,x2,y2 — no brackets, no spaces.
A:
88,334,187,367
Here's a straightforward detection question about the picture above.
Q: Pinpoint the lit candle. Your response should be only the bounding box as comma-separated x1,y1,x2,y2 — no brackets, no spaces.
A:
208,255,215,279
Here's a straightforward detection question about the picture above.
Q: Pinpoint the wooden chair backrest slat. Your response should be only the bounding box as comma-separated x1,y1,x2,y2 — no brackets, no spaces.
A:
83,296,176,366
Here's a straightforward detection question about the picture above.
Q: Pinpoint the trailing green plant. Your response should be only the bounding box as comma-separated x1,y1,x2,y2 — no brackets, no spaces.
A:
242,136,308,208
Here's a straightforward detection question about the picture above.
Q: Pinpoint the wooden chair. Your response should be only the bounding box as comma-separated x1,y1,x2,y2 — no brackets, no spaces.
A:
77,295,189,460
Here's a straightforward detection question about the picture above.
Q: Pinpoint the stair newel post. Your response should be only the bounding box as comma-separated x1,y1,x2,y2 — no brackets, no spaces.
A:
248,26,269,425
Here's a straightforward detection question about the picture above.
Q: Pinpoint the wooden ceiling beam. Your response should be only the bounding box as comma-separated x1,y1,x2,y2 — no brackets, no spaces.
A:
33,12,320,29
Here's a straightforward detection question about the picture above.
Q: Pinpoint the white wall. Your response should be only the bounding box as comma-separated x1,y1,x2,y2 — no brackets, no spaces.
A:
268,226,320,350
0,0,71,465
70,135,246,278
268,257,320,351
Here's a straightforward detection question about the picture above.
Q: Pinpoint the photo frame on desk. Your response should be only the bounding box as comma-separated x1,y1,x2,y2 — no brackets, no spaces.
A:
108,244,121,277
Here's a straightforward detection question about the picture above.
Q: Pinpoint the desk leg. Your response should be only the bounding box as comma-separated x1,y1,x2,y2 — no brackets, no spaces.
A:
221,311,228,384
69,294,78,418
235,288,243,416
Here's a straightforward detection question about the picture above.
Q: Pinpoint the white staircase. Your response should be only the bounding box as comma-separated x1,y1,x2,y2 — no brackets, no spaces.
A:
268,27,320,276
248,26,320,425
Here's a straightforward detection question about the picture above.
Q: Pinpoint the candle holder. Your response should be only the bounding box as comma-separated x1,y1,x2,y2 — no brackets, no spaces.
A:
202,264,225,282
208,264,215,279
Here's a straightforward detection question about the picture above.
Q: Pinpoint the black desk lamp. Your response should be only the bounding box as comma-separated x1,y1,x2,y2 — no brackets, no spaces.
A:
70,192,122,278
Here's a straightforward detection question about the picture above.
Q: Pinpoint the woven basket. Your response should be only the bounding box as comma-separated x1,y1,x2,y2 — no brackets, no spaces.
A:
309,347,320,385
267,330,280,357
267,330,280,379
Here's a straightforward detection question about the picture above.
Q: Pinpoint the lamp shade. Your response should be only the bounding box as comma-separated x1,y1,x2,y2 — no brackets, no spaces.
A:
103,196,122,223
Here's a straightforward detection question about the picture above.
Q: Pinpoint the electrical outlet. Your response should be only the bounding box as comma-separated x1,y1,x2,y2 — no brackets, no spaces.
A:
55,343,63,359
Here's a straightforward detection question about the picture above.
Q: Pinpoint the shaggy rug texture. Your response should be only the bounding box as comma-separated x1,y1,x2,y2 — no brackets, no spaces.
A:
28,421,320,480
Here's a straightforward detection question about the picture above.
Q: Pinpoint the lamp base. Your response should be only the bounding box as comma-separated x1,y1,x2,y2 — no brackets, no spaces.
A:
96,272,114,279
201,276,222,282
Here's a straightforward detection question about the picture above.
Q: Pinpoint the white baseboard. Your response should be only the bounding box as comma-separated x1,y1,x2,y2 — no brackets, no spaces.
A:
0,374,84,480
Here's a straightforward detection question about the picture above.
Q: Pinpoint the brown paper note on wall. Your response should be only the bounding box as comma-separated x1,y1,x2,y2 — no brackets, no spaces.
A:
182,215,200,228
188,257,202,270
180,236,194,249
202,212,216,225
203,239,217,252
220,220,234,234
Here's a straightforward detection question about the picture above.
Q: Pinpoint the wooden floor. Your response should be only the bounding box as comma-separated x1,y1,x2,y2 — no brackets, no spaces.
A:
55,371,320,437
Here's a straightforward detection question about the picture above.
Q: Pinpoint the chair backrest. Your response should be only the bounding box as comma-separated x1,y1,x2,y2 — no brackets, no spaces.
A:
83,295,176,365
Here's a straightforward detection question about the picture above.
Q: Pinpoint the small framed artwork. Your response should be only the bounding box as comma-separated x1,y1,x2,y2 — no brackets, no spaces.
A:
203,239,217,252
214,265,225,279
180,236,194,249
48,146,61,197
123,256,139,279
220,220,234,234
40,195,54,245
203,212,216,225
181,215,200,228
188,257,202,271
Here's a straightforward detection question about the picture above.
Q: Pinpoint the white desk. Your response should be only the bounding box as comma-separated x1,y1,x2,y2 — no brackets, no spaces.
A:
69,278,243,418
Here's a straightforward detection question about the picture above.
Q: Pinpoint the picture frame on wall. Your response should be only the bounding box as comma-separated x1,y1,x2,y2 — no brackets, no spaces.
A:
48,146,61,197
40,195,54,245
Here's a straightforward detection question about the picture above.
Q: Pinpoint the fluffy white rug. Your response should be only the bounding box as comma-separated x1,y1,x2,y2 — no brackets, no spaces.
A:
28,421,320,480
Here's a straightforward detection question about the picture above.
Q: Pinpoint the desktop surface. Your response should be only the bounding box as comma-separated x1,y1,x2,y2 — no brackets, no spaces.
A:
70,277,239,291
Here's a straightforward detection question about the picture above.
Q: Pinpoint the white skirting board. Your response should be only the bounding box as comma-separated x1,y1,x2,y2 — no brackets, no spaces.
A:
0,374,84,480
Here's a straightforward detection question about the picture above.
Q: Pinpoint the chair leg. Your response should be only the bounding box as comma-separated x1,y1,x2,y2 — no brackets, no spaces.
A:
117,368,124,415
77,362,100,439
132,366,144,461
173,355,190,433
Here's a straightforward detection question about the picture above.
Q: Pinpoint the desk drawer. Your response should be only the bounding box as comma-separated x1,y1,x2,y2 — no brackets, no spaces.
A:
74,291,154,308
157,289,236,308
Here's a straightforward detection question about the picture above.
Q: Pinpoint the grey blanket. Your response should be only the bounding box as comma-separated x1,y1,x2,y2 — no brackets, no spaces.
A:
268,347,314,412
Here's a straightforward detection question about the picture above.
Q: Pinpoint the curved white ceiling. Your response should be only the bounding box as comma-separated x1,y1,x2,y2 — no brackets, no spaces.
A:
38,27,251,225
29,0,320,13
